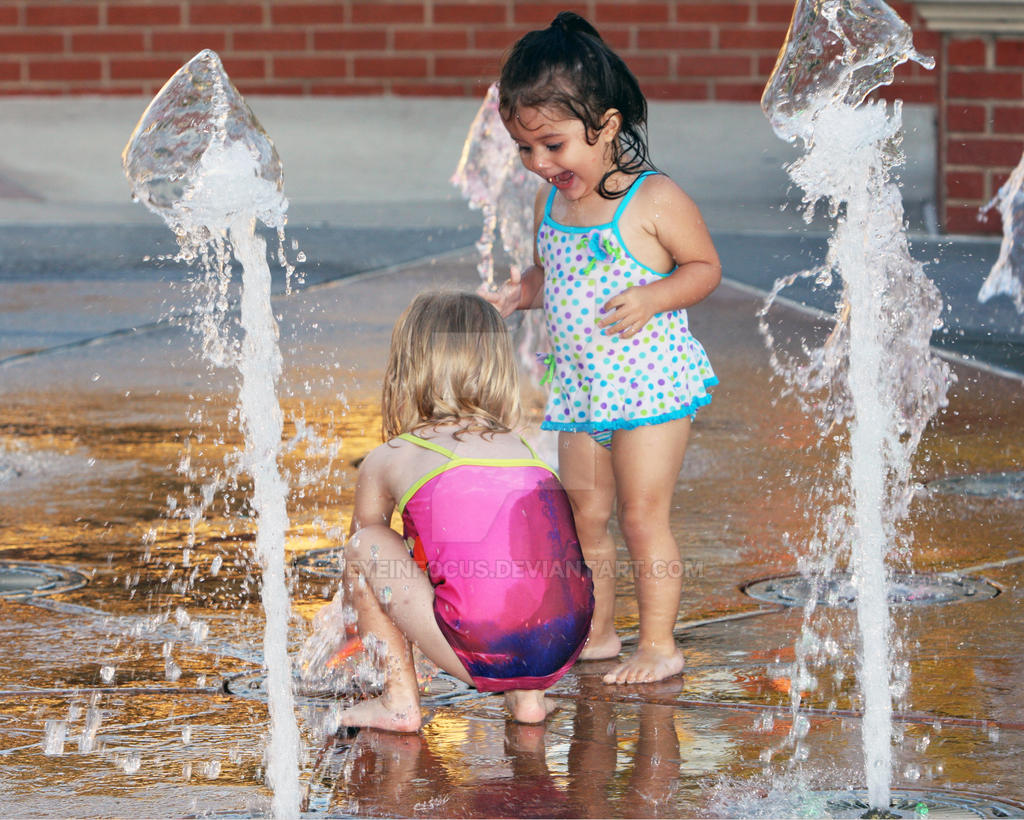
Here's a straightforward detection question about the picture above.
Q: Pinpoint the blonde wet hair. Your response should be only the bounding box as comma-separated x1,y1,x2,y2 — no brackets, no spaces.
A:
381,290,521,440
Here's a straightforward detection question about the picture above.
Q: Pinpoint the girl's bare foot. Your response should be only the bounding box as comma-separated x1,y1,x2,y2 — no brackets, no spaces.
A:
578,630,621,661
338,695,421,732
504,690,558,724
601,646,684,685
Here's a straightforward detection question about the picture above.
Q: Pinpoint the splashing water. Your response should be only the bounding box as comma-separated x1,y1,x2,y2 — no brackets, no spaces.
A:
123,50,300,819
761,1,950,811
981,151,1024,316
452,83,512,289
452,83,551,387
452,82,539,286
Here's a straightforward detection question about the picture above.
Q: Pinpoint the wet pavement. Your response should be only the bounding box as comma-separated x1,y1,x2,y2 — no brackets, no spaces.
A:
1,246,1022,817
0,89,1022,816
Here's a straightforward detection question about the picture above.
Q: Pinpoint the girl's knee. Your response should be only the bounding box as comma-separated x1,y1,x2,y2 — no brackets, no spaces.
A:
567,493,613,534
616,499,669,543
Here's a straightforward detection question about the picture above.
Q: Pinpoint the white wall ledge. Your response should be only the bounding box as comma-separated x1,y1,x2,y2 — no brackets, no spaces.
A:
915,0,1024,34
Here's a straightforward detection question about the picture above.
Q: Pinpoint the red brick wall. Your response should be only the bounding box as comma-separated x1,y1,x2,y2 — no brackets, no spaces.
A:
0,0,936,101
5,0,1015,236
941,32,1024,235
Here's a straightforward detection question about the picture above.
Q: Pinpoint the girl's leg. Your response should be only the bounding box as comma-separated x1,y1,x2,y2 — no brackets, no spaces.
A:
605,417,691,684
557,431,619,660
339,524,472,731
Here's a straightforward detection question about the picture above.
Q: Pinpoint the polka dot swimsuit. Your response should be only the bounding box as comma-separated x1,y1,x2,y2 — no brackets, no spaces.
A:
538,172,718,434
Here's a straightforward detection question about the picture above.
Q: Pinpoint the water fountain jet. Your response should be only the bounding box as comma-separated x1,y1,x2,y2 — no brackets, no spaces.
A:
761,1,950,814
122,49,300,819
452,83,555,461
981,150,1024,317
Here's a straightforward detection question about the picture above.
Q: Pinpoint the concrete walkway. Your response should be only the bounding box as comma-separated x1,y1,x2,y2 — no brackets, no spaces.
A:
0,95,1019,377
0,95,935,232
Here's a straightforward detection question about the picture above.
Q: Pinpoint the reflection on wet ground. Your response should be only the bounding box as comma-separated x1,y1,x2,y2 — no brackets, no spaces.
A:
0,252,1022,816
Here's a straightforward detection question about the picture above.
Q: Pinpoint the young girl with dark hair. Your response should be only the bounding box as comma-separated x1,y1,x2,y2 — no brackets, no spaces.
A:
483,11,722,685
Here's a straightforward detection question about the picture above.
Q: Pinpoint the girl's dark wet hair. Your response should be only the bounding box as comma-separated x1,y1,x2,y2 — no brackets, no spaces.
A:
499,11,652,199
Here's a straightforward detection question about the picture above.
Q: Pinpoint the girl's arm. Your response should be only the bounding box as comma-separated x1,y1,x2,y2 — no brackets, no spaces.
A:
478,185,548,316
349,444,398,536
598,176,722,339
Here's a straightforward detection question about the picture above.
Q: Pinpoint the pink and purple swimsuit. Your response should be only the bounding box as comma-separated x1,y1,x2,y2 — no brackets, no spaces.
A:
397,433,594,692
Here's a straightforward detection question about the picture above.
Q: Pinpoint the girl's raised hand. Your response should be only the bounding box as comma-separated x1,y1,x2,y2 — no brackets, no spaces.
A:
477,270,523,318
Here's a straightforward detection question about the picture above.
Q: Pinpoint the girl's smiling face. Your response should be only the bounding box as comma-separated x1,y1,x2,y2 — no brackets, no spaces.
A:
505,106,620,204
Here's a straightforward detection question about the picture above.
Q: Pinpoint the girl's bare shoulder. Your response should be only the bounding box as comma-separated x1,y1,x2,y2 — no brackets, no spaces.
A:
633,173,697,212
628,173,708,238
356,436,430,506
359,436,413,474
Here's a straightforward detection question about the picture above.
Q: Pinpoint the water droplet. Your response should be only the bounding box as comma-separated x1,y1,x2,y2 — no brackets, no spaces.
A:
43,720,66,756
79,707,101,752
100,666,115,684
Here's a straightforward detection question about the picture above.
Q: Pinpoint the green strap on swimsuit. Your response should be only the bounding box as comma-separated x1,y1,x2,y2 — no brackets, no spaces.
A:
396,432,552,514
398,432,456,458
399,431,543,462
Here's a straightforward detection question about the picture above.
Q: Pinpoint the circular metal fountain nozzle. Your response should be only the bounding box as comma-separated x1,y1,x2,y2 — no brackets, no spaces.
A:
0,560,89,599
223,669,470,707
741,571,999,608
820,789,1024,818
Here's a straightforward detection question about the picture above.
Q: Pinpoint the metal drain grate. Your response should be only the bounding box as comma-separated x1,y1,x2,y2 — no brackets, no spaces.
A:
817,788,1023,818
928,471,1024,501
0,560,89,599
742,572,1000,608
223,669,471,706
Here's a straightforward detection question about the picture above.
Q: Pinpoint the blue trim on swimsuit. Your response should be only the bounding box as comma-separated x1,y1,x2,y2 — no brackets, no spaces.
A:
542,376,718,434
541,171,677,279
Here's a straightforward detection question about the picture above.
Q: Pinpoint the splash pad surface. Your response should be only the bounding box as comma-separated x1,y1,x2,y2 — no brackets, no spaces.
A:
0,247,1021,817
